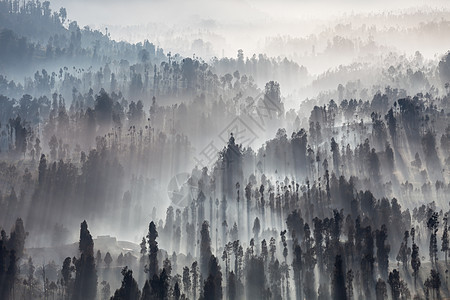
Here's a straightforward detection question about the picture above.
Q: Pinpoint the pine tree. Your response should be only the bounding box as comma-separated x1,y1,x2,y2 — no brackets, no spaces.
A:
26,256,35,294
396,230,410,270
253,217,261,242
203,255,222,300
104,252,112,268
200,221,212,278
72,220,97,300
303,223,317,300
246,256,266,300
411,238,421,287
292,241,303,300
442,213,449,264
388,269,401,300
332,255,347,300
140,236,147,257
375,279,387,300
147,221,159,279
228,271,237,300
4,250,17,300
149,269,170,299
346,269,353,300
375,224,390,279
360,226,374,297
8,218,27,258
141,280,152,300
173,281,181,300
61,257,74,298
427,212,439,266
191,261,199,300
111,267,141,300
96,250,102,267
182,266,191,298
424,269,441,300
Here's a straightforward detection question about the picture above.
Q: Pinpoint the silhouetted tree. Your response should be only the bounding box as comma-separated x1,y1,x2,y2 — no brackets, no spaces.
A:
375,278,387,300
104,252,112,268
375,224,390,279
183,266,191,298
427,212,439,266
332,255,347,300
203,255,222,300
147,221,159,279
441,213,449,263
200,221,212,278
72,220,97,300
191,261,199,300
111,267,141,300
61,256,74,298
388,269,401,300
396,231,410,270
292,241,303,300
410,227,421,287
424,269,441,300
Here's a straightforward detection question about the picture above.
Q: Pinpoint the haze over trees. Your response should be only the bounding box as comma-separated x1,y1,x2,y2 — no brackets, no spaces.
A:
0,0,450,299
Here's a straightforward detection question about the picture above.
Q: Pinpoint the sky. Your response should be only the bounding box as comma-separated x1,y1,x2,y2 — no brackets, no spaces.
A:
49,0,450,68
51,0,450,26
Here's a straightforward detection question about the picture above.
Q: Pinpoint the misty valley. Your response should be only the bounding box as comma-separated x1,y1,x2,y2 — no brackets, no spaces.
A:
0,0,450,299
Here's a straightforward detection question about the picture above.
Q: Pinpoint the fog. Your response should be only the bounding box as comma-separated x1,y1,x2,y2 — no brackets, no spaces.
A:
0,0,449,299
51,0,450,61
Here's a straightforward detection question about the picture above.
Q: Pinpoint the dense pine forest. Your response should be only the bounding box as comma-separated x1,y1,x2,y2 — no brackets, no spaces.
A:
0,0,449,299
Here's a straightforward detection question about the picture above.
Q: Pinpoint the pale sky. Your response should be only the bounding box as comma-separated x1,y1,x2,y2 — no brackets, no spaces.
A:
50,0,450,62
51,0,450,27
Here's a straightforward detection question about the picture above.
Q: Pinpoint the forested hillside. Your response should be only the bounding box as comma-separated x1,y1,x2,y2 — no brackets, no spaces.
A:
0,0,449,299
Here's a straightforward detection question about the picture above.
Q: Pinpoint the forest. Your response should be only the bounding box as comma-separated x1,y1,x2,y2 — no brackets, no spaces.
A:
0,0,449,299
